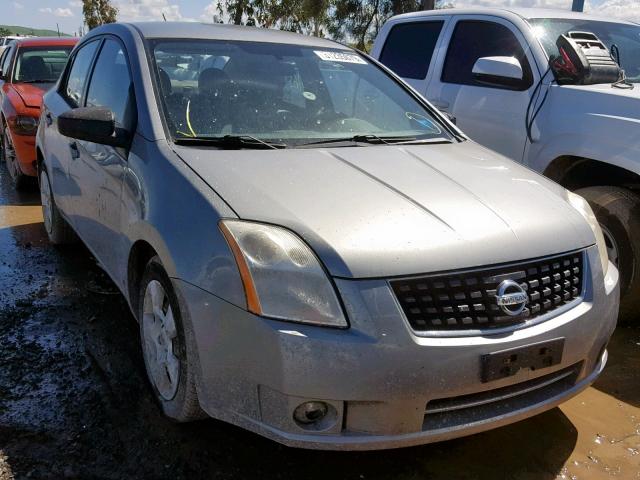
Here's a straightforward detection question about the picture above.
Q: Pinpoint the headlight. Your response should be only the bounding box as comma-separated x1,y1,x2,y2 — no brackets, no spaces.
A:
219,220,347,327
11,115,39,135
565,191,609,276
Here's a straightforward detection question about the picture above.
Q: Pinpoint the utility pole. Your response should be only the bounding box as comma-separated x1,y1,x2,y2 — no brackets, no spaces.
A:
421,0,435,10
56,23,60,37
572,0,585,12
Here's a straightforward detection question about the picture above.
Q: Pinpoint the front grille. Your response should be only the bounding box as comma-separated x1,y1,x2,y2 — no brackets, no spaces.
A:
390,251,584,332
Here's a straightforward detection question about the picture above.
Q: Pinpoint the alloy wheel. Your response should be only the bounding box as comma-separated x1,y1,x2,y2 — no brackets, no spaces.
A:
142,280,180,401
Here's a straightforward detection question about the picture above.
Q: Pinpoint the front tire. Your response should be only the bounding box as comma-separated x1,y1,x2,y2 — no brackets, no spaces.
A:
39,165,76,245
139,256,204,422
576,186,640,322
3,126,30,190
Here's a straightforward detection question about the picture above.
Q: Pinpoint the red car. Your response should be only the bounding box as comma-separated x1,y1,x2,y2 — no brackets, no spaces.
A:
0,37,77,189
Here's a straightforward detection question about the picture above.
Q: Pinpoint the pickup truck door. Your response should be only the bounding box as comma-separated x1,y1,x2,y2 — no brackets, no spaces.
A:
373,16,451,95
67,37,135,284
426,15,541,162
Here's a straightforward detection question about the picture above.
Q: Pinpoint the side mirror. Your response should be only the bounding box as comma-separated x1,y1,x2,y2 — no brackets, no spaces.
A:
58,107,130,148
472,56,524,89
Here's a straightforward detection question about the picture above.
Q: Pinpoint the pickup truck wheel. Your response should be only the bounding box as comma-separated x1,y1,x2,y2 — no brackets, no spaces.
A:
575,186,640,322
39,165,76,245
139,256,205,422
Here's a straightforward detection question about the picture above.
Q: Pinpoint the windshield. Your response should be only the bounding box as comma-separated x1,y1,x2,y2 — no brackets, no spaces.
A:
529,18,640,83
150,40,451,146
12,47,72,83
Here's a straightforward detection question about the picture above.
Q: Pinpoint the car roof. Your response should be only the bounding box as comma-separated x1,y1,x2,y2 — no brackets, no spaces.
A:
124,22,350,49
391,7,636,26
13,36,79,47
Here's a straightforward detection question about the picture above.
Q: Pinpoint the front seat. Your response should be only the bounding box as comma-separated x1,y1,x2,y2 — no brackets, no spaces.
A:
158,68,188,134
20,56,49,81
187,68,234,135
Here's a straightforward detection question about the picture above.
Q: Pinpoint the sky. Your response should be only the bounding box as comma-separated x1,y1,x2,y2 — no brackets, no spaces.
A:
2,0,639,36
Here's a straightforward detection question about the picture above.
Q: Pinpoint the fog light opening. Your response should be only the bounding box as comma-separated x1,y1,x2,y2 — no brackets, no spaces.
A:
294,401,328,425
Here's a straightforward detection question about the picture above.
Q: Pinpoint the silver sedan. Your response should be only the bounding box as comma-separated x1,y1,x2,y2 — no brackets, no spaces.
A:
36,22,619,450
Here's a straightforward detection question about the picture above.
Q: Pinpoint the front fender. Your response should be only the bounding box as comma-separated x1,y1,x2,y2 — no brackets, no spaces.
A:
529,129,640,178
527,86,640,177
122,139,247,310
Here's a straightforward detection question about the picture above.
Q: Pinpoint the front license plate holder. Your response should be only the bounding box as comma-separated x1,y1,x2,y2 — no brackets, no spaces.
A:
481,338,565,383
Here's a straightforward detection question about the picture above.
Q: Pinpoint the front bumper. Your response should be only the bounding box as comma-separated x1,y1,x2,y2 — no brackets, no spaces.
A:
9,130,37,176
177,246,619,450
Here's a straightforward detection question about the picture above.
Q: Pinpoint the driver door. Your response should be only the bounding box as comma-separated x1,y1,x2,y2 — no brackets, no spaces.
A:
68,38,136,282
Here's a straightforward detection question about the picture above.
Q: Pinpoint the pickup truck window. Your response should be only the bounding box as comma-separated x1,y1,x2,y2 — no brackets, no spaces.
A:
379,21,444,80
530,18,640,83
442,20,533,90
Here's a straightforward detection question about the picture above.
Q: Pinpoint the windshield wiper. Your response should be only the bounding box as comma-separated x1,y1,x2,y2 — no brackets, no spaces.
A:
18,79,55,84
299,134,415,147
298,134,452,148
174,135,287,150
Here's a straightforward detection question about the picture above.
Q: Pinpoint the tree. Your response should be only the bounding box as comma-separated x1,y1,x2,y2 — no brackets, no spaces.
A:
213,0,449,48
0,27,11,37
218,0,256,25
328,0,382,50
82,0,118,30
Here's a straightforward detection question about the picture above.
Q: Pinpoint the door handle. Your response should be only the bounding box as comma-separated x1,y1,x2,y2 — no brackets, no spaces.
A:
429,99,450,110
69,142,80,160
45,112,53,126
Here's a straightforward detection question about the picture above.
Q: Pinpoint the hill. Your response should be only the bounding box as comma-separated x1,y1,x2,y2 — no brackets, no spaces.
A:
0,25,71,37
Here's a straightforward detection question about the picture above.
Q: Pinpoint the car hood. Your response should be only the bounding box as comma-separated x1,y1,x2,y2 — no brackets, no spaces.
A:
11,83,46,109
173,141,594,279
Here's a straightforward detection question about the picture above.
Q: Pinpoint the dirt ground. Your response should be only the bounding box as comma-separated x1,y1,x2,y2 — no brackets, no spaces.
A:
0,165,639,480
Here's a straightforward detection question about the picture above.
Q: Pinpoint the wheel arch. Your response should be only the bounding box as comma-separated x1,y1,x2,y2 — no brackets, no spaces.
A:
544,155,640,192
127,239,160,320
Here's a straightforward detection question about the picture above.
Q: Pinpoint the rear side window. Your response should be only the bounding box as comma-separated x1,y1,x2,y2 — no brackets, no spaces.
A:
379,21,444,79
0,49,8,73
64,40,100,107
86,39,135,129
1,46,14,76
442,20,533,90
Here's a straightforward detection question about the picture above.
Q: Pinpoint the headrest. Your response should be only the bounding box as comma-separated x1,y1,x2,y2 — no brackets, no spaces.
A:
158,68,172,95
198,68,231,95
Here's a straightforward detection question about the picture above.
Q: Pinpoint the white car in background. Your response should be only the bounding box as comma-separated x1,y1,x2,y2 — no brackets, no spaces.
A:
372,8,640,321
0,36,21,56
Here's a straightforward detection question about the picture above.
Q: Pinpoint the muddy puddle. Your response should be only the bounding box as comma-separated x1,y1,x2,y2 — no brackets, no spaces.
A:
0,165,638,479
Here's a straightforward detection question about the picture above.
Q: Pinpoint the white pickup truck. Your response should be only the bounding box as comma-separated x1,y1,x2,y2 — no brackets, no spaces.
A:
372,7,640,321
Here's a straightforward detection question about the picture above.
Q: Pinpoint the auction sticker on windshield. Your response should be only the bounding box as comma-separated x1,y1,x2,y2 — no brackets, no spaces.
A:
314,50,367,64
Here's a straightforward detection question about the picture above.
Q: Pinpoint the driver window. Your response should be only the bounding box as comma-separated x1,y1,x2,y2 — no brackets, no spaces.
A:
86,39,135,130
64,40,99,107
442,20,533,90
